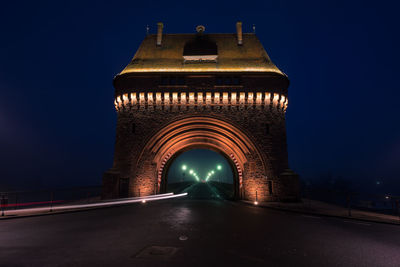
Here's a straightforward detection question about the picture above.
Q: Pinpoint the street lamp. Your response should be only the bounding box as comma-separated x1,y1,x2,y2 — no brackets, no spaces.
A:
182,165,187,171
217,165,222,170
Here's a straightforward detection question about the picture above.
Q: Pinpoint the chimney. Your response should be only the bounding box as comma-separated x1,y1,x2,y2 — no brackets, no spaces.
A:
157,22,163,46
236,21,243,45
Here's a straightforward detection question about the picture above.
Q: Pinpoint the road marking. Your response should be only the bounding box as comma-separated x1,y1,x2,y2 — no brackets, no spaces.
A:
343,220,371,226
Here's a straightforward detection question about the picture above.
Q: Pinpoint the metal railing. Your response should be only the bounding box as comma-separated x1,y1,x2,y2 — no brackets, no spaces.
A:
302,187,400,218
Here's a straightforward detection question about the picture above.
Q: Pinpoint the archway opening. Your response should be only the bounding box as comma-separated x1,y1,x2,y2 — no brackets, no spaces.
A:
164,148,237,200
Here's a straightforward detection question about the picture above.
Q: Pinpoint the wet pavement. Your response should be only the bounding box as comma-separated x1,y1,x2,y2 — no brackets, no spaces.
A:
1,184,400,266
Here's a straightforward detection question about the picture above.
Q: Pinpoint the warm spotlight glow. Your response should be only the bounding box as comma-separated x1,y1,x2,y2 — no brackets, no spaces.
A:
142,199,146,203
197,92,203,104
273,93,279,103
247,92,253,104
214,92,220,104
254,201,258,205
181,92,186,104
172,92,178,103
189,92,195,102
121,67,283,74
239,92,245,104
265,92,271,105
131,93,137,104
164,92,170,104
231,92,237,104
206,92,212,103
256,92,262,104
223,92,228,104
123,94,129,104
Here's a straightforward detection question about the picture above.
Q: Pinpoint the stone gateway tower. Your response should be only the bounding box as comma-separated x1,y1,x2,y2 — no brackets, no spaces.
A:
103,22,300,202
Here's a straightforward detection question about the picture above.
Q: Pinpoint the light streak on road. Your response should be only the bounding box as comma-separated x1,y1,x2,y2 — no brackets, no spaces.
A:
1,193,188,217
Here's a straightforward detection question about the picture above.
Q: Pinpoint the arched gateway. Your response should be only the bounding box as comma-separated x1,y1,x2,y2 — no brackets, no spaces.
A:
102,22,300,202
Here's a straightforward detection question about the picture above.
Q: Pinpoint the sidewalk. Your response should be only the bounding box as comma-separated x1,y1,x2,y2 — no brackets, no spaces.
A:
243,198,400,225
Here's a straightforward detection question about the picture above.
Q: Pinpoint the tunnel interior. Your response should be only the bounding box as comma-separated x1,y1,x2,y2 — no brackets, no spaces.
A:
164,148,237,200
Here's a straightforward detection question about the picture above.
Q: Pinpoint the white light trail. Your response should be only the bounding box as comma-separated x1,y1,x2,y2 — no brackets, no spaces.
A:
2,193,188,217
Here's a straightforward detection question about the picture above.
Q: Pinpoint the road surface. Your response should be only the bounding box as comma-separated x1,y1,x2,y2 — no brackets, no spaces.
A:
1,183,399,266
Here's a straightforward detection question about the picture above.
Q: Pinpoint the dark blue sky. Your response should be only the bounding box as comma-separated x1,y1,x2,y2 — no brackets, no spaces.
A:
1,0,399,193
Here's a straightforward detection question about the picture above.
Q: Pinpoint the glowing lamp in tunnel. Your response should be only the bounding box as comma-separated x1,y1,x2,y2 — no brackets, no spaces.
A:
217,165,222,170
182,165,187,171
189,169,193,174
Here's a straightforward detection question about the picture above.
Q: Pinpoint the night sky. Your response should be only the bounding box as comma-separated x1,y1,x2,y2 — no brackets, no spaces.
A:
1,1,399,194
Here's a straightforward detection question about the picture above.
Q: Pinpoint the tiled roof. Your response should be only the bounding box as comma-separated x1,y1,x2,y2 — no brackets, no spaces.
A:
118,33,285,75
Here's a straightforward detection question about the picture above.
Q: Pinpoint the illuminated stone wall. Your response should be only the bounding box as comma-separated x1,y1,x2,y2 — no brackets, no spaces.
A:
102,90,299,202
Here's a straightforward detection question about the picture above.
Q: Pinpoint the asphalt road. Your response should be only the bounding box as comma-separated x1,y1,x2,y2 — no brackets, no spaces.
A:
1,183,400,266
182,182,222,199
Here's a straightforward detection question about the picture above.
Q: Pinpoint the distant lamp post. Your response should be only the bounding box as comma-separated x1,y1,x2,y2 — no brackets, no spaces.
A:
217,165,222,170
181,165,186,182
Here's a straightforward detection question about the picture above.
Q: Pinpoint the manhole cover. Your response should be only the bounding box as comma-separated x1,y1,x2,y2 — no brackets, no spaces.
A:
135,246,179,260
179,235,188,241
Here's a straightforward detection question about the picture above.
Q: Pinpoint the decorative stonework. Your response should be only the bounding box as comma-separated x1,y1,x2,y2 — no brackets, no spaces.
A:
115,91,288,112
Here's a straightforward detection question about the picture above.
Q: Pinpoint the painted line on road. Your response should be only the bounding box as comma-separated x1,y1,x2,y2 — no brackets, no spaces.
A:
343,220,371,226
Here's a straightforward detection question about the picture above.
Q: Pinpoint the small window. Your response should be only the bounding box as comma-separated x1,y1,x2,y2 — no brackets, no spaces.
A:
216,77,223,85
233,76,240,85
170,77,176,85
225,77,232,85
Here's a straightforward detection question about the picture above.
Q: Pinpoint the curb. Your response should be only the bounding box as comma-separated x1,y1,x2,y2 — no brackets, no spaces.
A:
240,201,400,226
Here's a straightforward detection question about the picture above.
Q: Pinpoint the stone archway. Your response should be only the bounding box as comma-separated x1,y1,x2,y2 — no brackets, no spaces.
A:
130,116,273,201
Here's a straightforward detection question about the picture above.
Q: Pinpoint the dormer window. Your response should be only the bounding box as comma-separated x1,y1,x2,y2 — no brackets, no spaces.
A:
183,34,218,63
